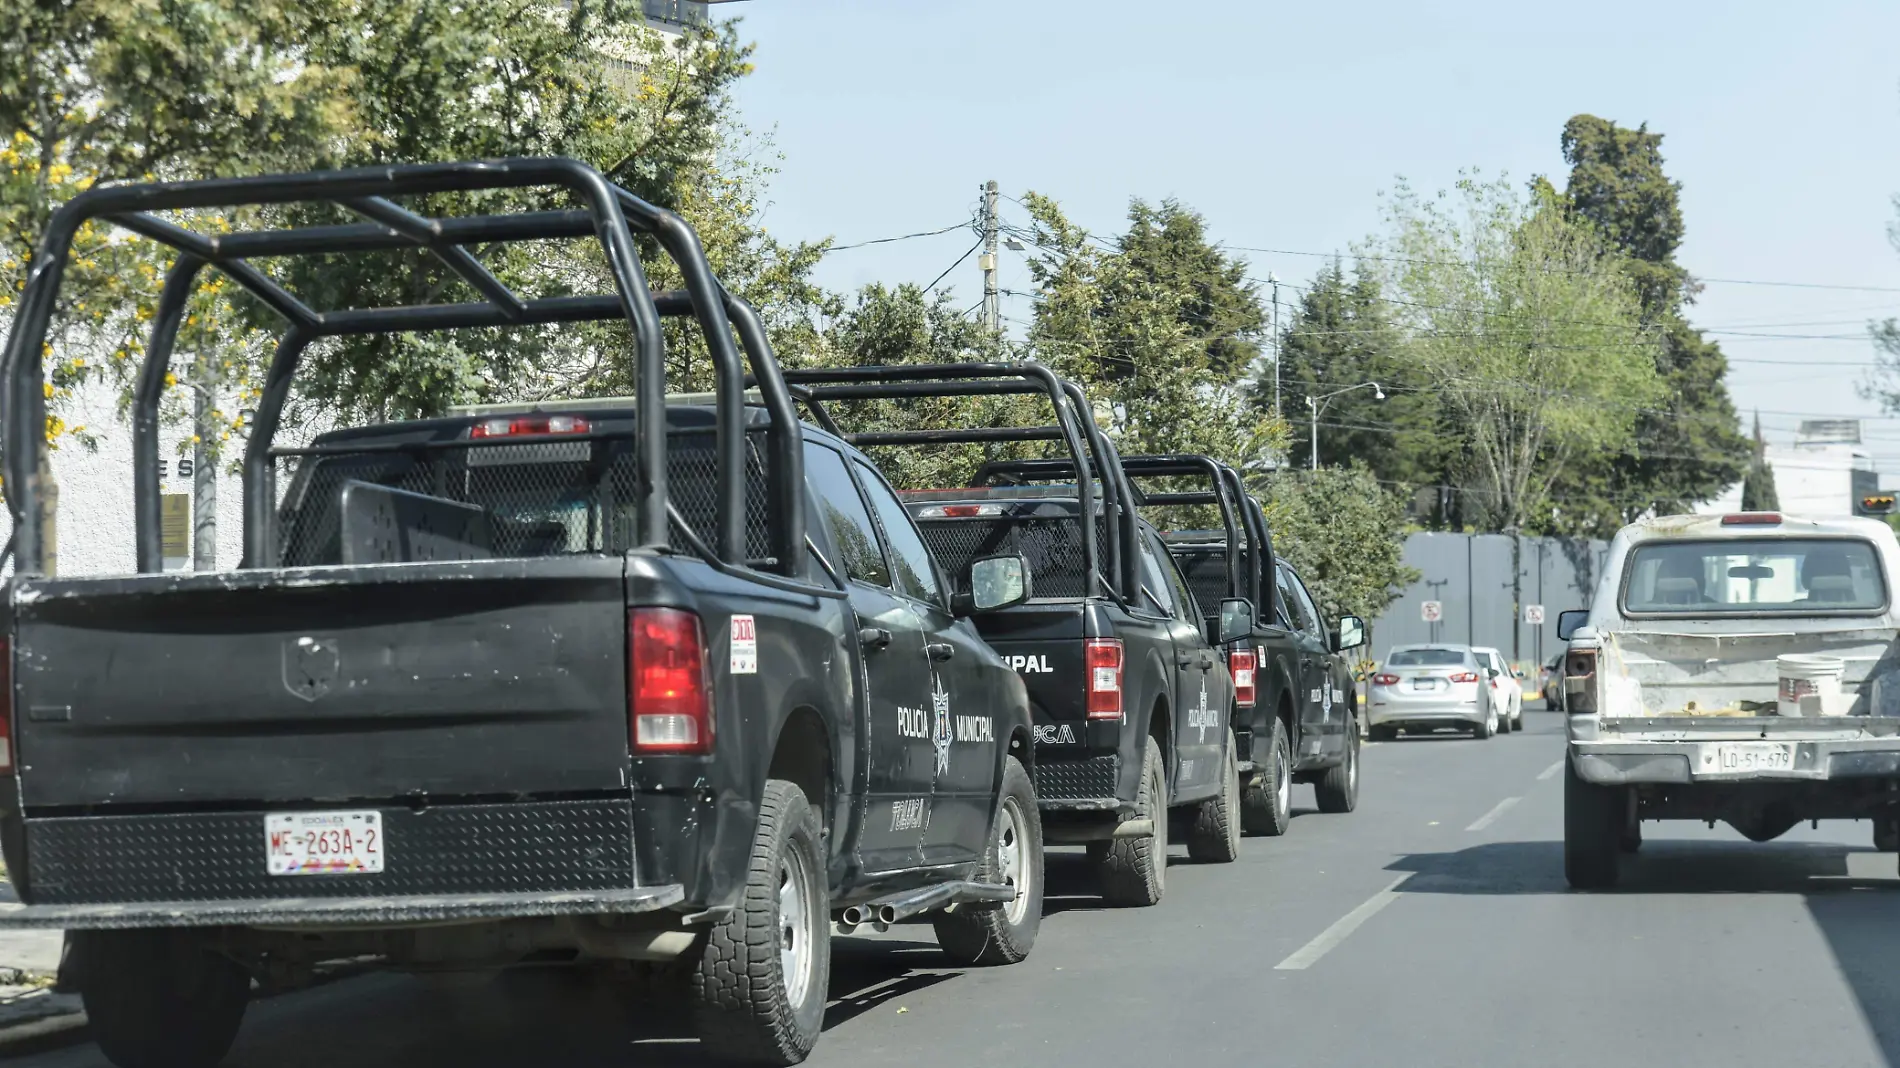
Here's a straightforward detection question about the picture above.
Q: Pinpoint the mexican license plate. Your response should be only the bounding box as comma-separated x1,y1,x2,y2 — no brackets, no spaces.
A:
1703,742,1797,775
1411,678,1441,691
266,811,385,875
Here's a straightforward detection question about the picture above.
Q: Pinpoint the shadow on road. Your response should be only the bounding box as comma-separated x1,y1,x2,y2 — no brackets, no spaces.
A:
1386,837,1900,1067
1386,838,1895,896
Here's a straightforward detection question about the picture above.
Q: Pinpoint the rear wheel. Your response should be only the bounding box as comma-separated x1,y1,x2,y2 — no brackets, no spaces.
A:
935,758,1043,965
1096,736,1167,907
1314,727,1359,814
1512,698,1524,731
1368,723,1397,742
1497,705,1513,734
1187,730,1242,862
1472,708,1495,740
1564,758,1621,889
1241,716,1293,836
689,778,828,1065
76,929,251,1068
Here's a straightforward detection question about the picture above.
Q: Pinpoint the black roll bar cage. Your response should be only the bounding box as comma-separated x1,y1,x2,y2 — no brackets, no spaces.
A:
0,157,811,588
975,453,1252,608
774,362,1141,603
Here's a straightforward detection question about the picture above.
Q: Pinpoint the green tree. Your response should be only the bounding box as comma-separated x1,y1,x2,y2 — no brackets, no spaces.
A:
1739,411,1780,511
1376,174,1662,533
1262,258,1454,485
1548,115,1749,526
0,0,357,445
1258,466,1418,623
1020,193,1284,471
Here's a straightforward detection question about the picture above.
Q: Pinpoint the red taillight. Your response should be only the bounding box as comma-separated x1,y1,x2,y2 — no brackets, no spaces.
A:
0,637,12,773
1565,648,1599,714
1229,649,1256,708
629,608,712,754
469,414,591,438
1371,673,1400,686
1085,638,1124,719
1448,671,1479,684
1722,512,1781,526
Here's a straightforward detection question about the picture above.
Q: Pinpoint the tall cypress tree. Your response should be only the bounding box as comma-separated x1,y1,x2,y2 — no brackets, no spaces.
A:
1740,412,1780,512
1547,115,1750,529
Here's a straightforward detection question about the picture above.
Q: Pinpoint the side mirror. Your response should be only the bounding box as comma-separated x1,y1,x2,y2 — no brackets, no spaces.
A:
1332,615,1366,652
1556,609,1589,642
1217,598,1255,644
1487,668,1501,679
958,555,1032,615
1514,669,1527,679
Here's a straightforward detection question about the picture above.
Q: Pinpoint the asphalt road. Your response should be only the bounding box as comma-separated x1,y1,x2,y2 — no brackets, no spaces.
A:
25,705,1900,1068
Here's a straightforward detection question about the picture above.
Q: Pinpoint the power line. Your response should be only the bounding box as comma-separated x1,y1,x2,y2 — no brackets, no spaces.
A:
922,239,984,295
824,221,971,253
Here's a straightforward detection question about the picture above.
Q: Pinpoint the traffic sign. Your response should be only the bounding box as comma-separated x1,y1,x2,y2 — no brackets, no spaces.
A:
1524,604,1545,625
1421,600,1443,623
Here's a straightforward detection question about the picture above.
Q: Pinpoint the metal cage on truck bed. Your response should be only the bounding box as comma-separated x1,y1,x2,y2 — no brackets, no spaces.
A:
0,157,817,592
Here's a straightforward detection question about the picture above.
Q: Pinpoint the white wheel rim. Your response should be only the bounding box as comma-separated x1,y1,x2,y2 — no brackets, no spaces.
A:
998,796,1031,925
1276,732,1291,815
778,849,814,1008
1487,709,1497,732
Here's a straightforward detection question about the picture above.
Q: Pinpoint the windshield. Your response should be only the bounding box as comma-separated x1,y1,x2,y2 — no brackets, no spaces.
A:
1387,647,1471,667
1621,537,1887,615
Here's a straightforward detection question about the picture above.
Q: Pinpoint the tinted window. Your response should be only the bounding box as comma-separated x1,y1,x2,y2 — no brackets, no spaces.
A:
804,443,890,587
1137,536,1176,615
1287,569,1325,639
1387,647,1472,668
1622,538,1886,614
1157,538,1201,623
1277,567,1312,632
853,459,944,607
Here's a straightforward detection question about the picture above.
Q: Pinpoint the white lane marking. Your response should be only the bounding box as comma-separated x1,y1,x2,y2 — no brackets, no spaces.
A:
1274,875,1407,971
1465,796,1520,832
1537,760,1564,781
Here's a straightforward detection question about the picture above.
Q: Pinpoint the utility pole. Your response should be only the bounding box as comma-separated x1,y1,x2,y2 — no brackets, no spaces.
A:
980,180,1000,334
1268,275,1280,423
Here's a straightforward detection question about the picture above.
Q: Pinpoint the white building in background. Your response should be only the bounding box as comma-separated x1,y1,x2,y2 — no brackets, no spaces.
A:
1698,419,1880,518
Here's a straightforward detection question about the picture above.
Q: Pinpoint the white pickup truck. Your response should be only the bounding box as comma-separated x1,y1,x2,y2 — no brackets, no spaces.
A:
1559,511,1900,888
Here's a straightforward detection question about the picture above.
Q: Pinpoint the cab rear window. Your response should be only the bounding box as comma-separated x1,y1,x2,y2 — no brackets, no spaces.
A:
1620,538,1887,615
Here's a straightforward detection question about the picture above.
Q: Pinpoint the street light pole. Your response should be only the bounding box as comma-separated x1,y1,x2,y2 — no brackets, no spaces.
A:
1304,381,1385,471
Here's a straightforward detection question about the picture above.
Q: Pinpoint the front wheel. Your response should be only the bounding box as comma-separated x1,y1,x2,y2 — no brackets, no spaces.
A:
76,929,251,1068
1241,716,1293,836
689,778,829,1065
1314,727,1359,814
935,758,1044,965
1187,729,1242,862
1096,736,1167,907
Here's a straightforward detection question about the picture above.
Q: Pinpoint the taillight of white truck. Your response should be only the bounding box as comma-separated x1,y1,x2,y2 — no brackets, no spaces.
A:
1564,647,1598,714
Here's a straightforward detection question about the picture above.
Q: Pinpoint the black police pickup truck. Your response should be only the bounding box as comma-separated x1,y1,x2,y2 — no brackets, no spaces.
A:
0,160,1043,1068
1157,463,1368,830
783,365,1253,907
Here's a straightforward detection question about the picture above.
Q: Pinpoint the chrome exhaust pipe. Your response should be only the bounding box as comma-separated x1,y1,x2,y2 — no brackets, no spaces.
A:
839,904,870,927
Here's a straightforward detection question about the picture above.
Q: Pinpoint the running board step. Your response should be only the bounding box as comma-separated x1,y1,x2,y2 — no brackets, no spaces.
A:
835,880,1015,932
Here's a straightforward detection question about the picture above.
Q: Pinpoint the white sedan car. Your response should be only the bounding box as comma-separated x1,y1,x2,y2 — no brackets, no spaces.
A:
1472,646,1523,733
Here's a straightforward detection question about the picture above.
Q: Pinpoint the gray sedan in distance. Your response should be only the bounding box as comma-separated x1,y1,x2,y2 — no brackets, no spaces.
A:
1365,644,1498,741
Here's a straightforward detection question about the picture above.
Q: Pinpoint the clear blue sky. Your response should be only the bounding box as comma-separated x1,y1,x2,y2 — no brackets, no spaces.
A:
728,0,1900,465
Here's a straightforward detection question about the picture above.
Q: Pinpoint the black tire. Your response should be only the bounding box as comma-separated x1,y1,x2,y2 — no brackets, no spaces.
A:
75,929,251,1068
1876,817,1900,853
1564,757,1621,889
1497,707,1513,734
689,778,829,1066
1620,822,1643,854
1241,716,1293,837
1314,727,1360,814
1368,723,1397,742
1096,736,1166,907
935,758,1043,965
1472,709,1495,740
1187,729,1242,862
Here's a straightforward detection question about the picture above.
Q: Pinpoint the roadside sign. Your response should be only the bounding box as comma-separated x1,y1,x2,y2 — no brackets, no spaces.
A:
160,493,191,571
1524,604,1545,625
1421,600,1442,623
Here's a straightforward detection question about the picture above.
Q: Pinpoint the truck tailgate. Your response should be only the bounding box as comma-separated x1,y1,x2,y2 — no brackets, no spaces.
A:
11,559,631,808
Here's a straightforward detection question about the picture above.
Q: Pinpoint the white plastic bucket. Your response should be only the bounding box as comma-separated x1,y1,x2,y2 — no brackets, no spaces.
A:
1778,654,1845,717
